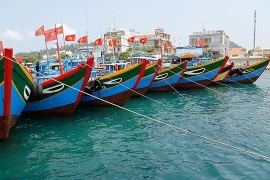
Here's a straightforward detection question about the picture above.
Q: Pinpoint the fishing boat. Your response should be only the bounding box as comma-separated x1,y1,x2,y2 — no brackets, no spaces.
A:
80,60,147,106
131,58,162,97
209,62,234,85
176,57,228,89
222,58,270,84
22,57,94,116
0,48,34,140
148,61,188,92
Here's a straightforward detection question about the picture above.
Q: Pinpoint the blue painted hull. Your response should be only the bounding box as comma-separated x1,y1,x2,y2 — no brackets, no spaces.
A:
179,69,219,84
150,73,180,89
223,67,265,83
136,74,155,90
80,75,138,102
23,79,84,113
0,83,26,117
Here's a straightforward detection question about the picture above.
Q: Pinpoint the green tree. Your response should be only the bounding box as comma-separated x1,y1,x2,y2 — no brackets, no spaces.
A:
119,52,131,60
60,53,70,59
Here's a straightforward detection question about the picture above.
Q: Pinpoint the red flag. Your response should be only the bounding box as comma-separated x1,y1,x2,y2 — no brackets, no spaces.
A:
94,38,102,45
65,34,76,41
78,36,88,44
0,41,3,52
109,39,117,46
35,25,44,36
139,37,147,44
164,41,170,48
195,40,207,47
128,36,135,43
44,28,57,42
56,26,63,34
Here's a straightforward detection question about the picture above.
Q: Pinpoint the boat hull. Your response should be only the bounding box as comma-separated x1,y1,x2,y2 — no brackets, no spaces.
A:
23,58,93,116
148,61,187,92
133,62,160,97
177,57,227,89
80,62,146,106
0,49,34,140
210,62,234,85
222,59,270,84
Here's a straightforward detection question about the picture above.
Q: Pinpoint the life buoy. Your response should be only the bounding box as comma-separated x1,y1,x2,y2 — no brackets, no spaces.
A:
115,63,118,71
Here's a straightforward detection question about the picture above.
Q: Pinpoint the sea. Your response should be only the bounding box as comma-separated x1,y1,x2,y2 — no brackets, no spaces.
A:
1,71,270,180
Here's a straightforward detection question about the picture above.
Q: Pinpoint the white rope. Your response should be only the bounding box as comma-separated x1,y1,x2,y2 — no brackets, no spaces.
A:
2,55,270,161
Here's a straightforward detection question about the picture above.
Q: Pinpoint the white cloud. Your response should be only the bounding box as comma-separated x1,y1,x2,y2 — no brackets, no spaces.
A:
56,23,76,35
0,29,24,40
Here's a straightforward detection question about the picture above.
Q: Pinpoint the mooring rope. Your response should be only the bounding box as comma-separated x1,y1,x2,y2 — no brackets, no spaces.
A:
3,55,270,161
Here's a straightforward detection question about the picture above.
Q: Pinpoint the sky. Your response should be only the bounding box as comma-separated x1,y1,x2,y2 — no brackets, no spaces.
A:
0,0,270,54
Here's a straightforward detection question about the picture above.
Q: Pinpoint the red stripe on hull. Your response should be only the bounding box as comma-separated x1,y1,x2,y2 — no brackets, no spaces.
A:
133,61,147,89
22,102,78,117
0,115,18,141
79,89,133,106
3,49,13,117
176,79,211,89
132,87,149,97
75,57,94,106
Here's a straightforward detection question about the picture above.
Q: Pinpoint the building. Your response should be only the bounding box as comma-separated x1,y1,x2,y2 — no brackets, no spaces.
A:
251,47,270,57
189,30,230,57
103,29,131,58
228,48,247,58
134,28,176,55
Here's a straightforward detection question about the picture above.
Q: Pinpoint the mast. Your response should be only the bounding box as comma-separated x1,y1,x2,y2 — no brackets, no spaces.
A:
55,24,64,75
61,17,67,58
253,10,257,50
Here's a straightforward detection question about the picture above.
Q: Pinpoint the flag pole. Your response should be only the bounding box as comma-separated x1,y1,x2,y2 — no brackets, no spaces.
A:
55,24,64,75
61,17,67,58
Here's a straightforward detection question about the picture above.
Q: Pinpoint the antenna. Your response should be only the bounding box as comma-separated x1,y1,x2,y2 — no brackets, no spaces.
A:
253,10,257,50
85,0,89,56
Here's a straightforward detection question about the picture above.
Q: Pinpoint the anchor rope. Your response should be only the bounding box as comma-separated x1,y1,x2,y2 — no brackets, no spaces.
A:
2,55,270,161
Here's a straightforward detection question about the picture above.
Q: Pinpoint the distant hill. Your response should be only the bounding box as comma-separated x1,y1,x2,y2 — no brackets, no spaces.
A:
229,41,243,49
15,42,94,58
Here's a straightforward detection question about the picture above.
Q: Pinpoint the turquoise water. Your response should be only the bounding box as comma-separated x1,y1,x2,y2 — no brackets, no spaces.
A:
1,71,270,179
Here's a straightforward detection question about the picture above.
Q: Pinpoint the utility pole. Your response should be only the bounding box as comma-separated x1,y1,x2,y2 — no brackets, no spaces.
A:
253,10,257,50
129,28,136,56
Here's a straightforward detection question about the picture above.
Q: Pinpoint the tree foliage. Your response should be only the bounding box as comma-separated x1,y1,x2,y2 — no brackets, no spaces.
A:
119,51,131,60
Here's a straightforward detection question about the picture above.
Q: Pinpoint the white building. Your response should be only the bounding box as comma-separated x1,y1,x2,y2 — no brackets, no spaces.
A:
189,30,230,57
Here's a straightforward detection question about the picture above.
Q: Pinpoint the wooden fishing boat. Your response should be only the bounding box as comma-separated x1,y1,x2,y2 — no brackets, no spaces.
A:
0,48,34,140
132,59,162,97
176,57,228,89
222,58,270,84
148,61,188,92
209,62,234,85
79,60,147,106
22,57,94,116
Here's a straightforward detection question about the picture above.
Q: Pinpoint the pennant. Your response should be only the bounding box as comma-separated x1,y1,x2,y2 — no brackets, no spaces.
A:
164,41,170,48
109,39,117,46
56,26,63,34
139,37,147,44
44,28,57,42
0,41,3,52
94,38,102,45
35,25,45,36
128,36,135,43
78,35,88,44
65,34,76,41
